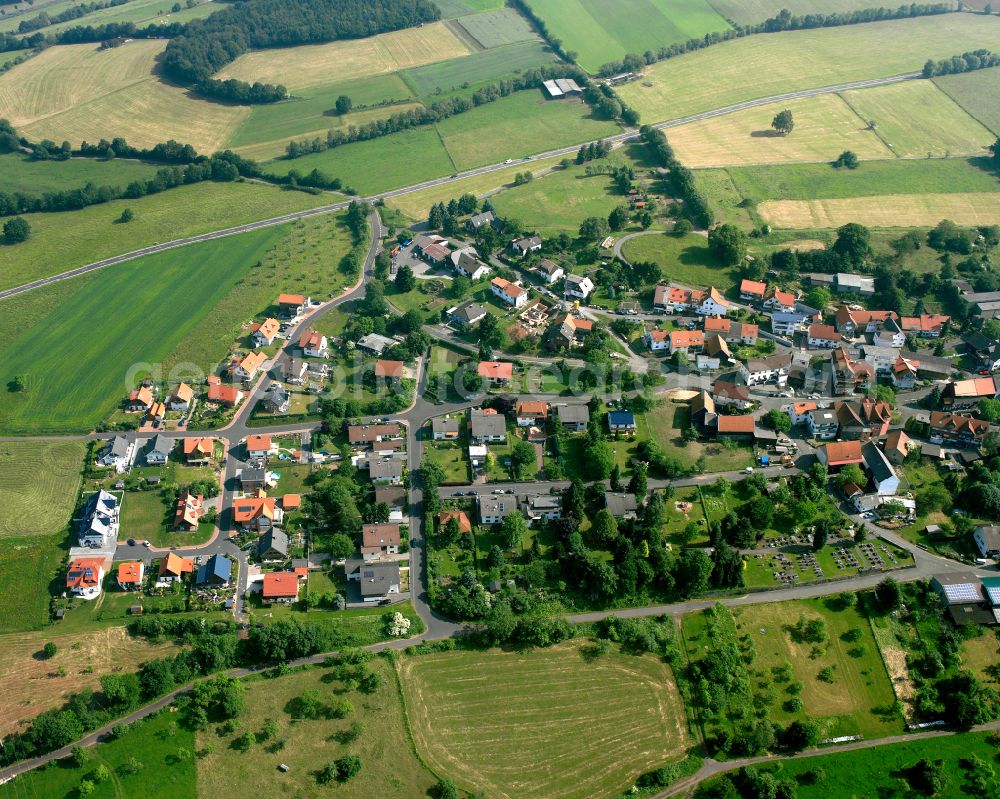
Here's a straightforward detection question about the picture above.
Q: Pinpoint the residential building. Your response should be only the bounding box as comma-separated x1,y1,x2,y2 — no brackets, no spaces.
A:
550,314,593,349
277,293,308,317
478,361,513,385
807,408,839,439
795,302,821,323
367,458,404,485
345,560,400,602
834,306,897,336
861,345,902,375
431,417,460,440
515,400,548,427
237,466,269,493
832,347,874,395
468,444,488,468
169,382,194,411
376,486,406,511
698,335,732,370
928,411,990,448
490,277,527,307
771,312,807,337
941,376,1000,408
605,492,639,520
467,210,495,232
739,352,792,386
883,430,913,464
669,329,704,356
478,494,518,525
284,357,309,386
833,273,875,296
207,382,243,407
763,288,796,313
557,403,589,431
263,383,290,414
196,554,232,587
233,494,282,532
964,333,1000,372
521,494,562,523
712,381,752,410
646,329,669,353
174,490,204,531
534,259,564,284
228,350,268,382
469,408,507,443
452,249,491,281
900,351,953,380
705,317,758,346
251,317,280,348
653,284,696,313
246,434,275,462
449,301,487,328
374,359,405,384
900,314,950,338
299,330,329,358
347,423,402,447
564,274,595,300
158,553,193,584
262,571,299,604
608,409,637,434
716,414,755,439
739,279,766,302
437,510,472,534
973,526,1000,558
257,528,289,561
511,235,542,256
78,489,119,548
818,439,864,468
356,333,396,355
127,385,154,412
835,398,891,440
690,390,716,429
695,287,731,317
788,401,817,426
362,523,401,558
873,317,906,348
145,434,173,465
67,558,105,600
807,324,840,349
862,442,899,495
891,356,919,389
117,562,144,591
98,436,132,471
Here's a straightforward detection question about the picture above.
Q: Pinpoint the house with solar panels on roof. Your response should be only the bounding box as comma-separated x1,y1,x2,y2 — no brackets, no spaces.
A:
931,572,998,626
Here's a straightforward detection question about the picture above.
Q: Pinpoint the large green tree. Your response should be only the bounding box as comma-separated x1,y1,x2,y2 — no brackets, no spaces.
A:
708,223,748,266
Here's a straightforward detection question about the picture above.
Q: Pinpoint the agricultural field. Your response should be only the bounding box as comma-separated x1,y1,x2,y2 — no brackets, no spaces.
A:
0,225,288,434
705,0,929,24
0,441,86,539
0,536,64,633
618,15,1000,123
401,40,559,97
434,0,506,15
216,21,472,91
668,93,892,168
452,6,538,48
935,64,1000,135
436,91,619,170
0,181,329,292
0,152,162,195
840,80,995,158
757,192,1000,229
0,707,194,799
398,640,691,799
527,0,730,72
0,41,249,152
621,231,734,289
0,624,176,737
0,0,222,34
196,658,436,799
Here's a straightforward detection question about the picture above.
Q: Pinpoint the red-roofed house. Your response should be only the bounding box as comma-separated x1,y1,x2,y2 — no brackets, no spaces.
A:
375,360,405,384
834,306,897,335
716,414,755,439
362,523,401,558
183,437,214,464
646,328,669,352
299,329,329,357
437,510,472,533
207,383,244,407
278,293,308,317
491,277,527,308
807,324,840,349
117,562,144,591
669,329,704,356
928,411,990,448
764,288,796,313
67,558,105,599
515,401,549,426
739,279,766,302
251,317,280,348
883,430,913,464
282,494,301,511
478,361,513,385
127,386,154,412
695,287,731,317
169,382,195,411
233,495,282,532
900,314,949,338
246,434,275,461
228,350,268,381
174,490,205,531
262,571,300,604
818,440,864,468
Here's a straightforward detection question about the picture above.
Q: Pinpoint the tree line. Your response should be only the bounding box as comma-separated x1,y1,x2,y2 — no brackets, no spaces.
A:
639,125,713,229
14,0,129,34
161,0,440,103
283,64,585,159
923,48,1000,76
0,19,187,53
595,3,953,76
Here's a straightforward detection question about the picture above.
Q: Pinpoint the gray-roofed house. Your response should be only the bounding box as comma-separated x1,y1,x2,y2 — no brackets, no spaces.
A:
467,210,496,231
257,528,289,561
356,333,396,355
557,404,589,432
196,554,232,587
145,434,174,465
449,301,487,329
263,384,290,414
345,560,401,601
605,492,639,520
511,235,542,257
478,495,518,525
238,466,269,493
862,441,899,496
521,494,562,523
284,357,309,385
974,525,1000,558
432,417,460,440
98,436,132,472
770,312,807,337
367,458,404,485
470,409,507,443
78,489,120,548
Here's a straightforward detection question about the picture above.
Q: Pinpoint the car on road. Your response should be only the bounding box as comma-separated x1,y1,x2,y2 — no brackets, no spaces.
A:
504,159,514,164
142,540,151,547
492,488,505,494
454,491,465,496
743,467,754,473
127,538,136,546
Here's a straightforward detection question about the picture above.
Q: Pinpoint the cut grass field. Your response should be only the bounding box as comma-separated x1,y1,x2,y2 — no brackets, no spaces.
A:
528,0,730,73
1,152,162,195
453,6,538,48
621,232,734,289
758,191,1000,229
217,21,472,91
436,91,619,170
0,441,86,538
0,225,288,434
0,41,249,152
840,79,995,158
196,659,436,799
0,624,176,737
0,0,221,34
0,536,63,633
618,15,1000,123
935,64,1000,136
398,640,690,799
667,92,892,168
119,490,214,548
0,180,329,292
401,39,558,97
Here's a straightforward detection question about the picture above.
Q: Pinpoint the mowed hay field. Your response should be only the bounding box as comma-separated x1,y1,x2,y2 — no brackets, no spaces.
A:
0,441,86,538
759,192,1000,228
217,21,472,91
0,181,330,292
397,641,690,799
0,225,288,434
667,93,892,168
618,14,1000,123
0,625,175,737
0,536,64,633
935,64,1000,135
527,0,729,72
0,41,249,152
1,152,162,195
706,0,916,24
197,659,436,799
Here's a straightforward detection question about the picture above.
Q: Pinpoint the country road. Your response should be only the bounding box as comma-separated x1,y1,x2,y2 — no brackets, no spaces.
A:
0,71,920,302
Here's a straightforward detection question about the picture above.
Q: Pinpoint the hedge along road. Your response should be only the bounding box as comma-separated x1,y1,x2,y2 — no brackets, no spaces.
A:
0,71,920,303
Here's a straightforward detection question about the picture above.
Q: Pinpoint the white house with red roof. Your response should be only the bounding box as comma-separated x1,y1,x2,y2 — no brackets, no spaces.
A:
67,558,105,600
491,277,527,308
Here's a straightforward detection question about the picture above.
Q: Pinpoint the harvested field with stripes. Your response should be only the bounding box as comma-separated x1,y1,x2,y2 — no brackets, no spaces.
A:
758,192,1000,228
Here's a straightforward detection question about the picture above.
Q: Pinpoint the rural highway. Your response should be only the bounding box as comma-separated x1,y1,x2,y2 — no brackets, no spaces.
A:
0,71,921,302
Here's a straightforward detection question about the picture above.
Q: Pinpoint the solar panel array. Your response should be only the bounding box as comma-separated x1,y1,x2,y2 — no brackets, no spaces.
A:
944,583,981,603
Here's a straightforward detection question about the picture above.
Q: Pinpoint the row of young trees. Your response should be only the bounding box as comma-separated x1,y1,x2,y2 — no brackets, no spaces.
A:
13,0,129,34
594,2,953,76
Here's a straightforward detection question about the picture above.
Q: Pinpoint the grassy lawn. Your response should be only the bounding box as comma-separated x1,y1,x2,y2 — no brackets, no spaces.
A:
269,463,314,495
0,180,328,292
0,707,195,798
935,64,1000,136
0,535,64,634
0,224,288,434
0,152,162,195
435,91,619,171
0,440,85,538
397,640,691,799
424,419,471,484
684,597,901,740
617,15,1000,123
960,627,1000,686
527,0,729,72
402,40,557,98
646,403,754,472
621,232,735,290
197,658,435,799
119,489,215,548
